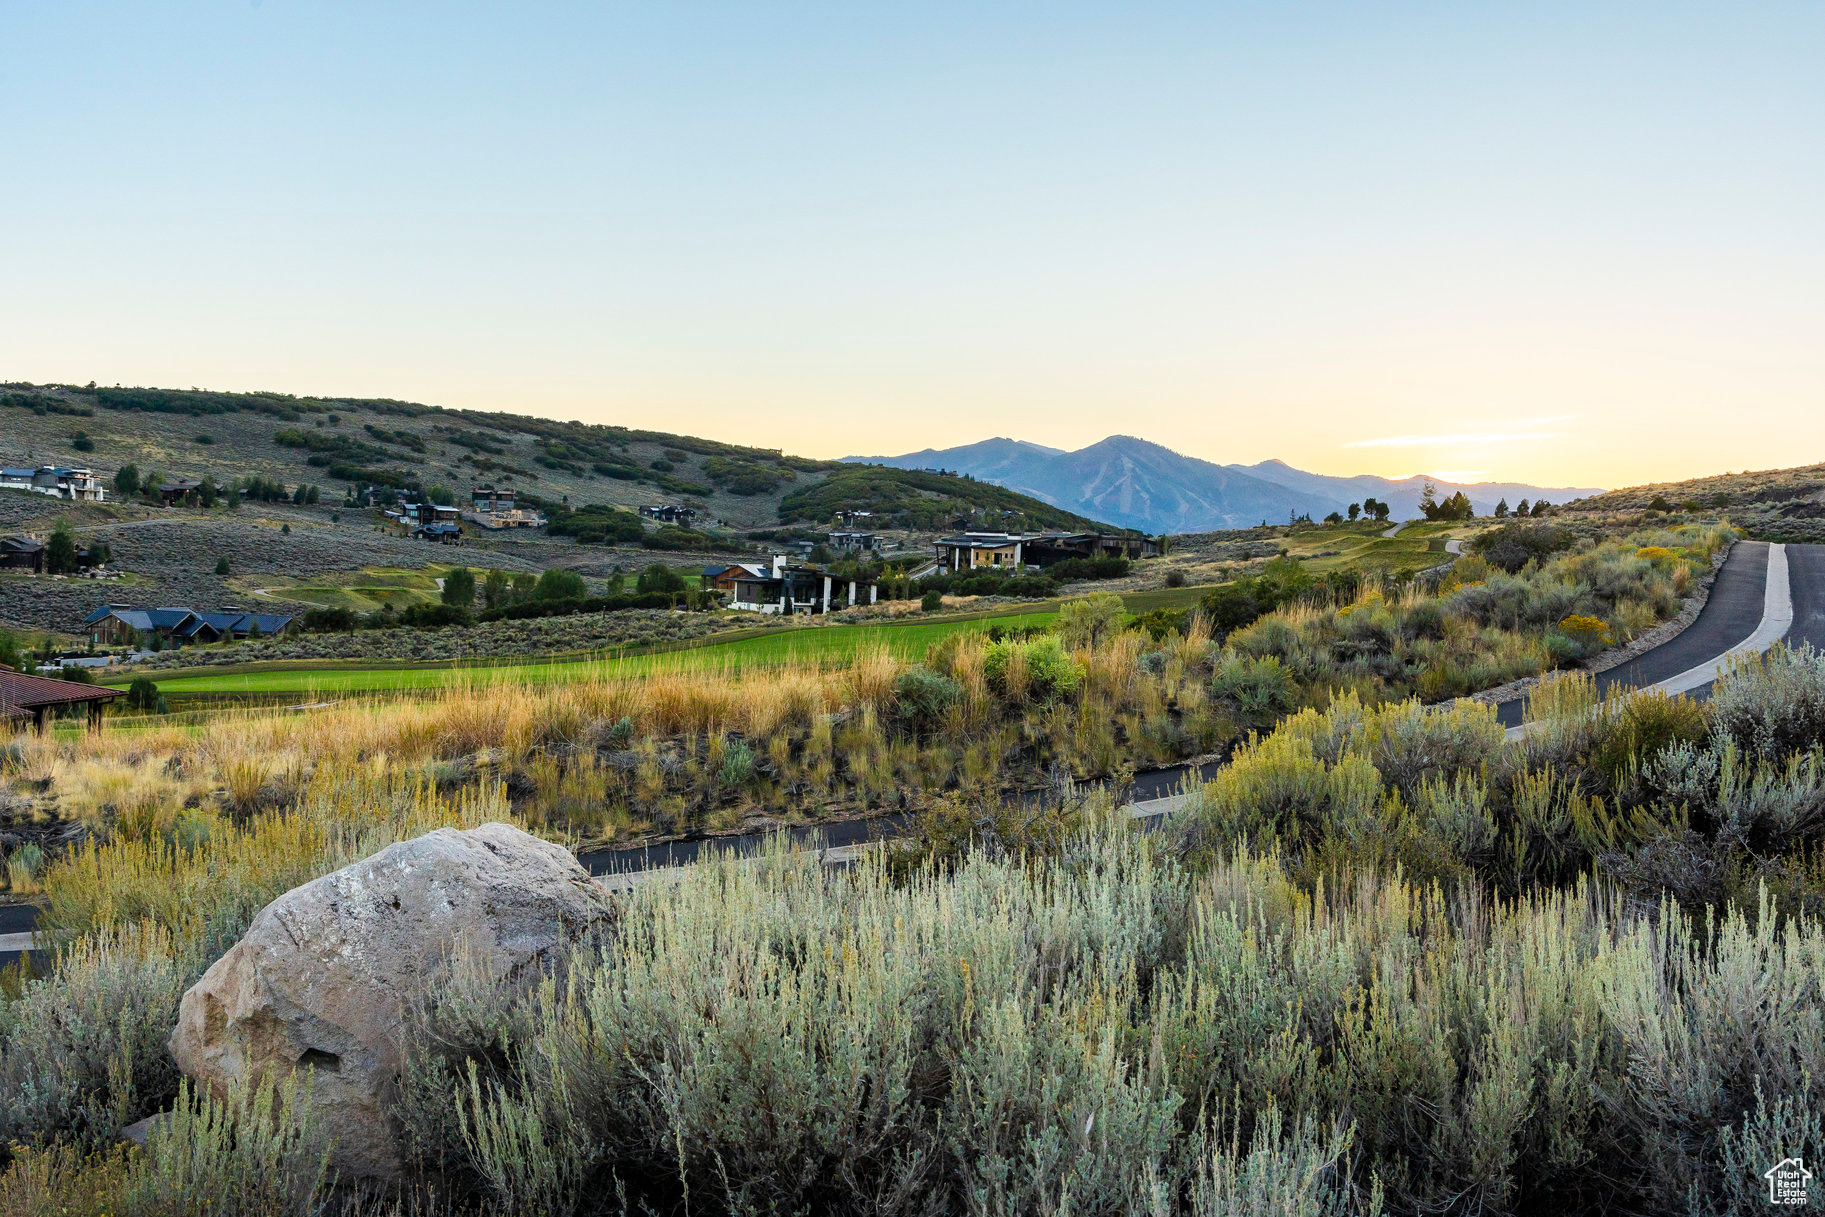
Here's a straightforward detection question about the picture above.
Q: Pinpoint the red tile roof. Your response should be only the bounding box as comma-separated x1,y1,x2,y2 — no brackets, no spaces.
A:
0,665,123,716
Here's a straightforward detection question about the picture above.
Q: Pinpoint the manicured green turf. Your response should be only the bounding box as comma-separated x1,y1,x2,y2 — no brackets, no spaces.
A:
102,574,1308,702
1281,520,1479,576
121,609,1065,696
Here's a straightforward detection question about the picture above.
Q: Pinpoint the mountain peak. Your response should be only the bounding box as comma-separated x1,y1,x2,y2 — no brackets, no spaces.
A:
848,435,1604,533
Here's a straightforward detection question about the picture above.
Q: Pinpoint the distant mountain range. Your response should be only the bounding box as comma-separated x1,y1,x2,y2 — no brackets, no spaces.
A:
843,436,1604,534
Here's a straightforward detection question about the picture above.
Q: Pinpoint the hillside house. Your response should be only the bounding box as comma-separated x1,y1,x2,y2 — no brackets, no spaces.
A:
827,531,879,552
397,502,463,541
1,536,45,573
726,556,878,615
157,478,205,505
933,532,1030,572
464,487,545,529
640,504,698,525
932,531,1161,573
833,509,875,527
1,466,108,502
703,562,769,594
83,605,297,648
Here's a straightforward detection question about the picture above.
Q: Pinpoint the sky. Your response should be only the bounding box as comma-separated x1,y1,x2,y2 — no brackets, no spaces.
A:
2,2,1820,490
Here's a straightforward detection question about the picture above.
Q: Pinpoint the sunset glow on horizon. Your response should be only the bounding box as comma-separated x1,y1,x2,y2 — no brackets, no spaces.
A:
2,3,1819,490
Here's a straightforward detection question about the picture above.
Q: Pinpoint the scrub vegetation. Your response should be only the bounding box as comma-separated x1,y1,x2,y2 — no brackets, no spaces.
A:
0,513,1806,1214
4,644,1825,1213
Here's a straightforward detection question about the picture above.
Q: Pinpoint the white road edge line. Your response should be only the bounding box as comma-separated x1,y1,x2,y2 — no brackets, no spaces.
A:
1503,542,1791,742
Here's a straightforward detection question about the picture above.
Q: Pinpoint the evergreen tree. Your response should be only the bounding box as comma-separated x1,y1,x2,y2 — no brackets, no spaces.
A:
442,566,476,608
44,518,79,574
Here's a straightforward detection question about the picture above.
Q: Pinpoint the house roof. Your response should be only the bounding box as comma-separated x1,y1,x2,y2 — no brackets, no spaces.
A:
1,468,36,479
1,536,45,553
0,665,123,713
90,605,292,636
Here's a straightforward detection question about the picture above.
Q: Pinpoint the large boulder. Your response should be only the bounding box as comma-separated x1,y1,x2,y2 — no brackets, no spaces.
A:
168,822,605,1182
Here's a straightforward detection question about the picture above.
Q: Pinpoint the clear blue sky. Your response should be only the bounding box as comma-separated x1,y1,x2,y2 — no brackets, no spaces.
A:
3,2,1820,486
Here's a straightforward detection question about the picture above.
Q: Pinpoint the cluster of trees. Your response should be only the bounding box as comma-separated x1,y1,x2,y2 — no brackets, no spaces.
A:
544,504,719,551
111,465,320,508
1493,496,1552,518
35,518,107,574
1418,482,1475,522
297,564,721,633
1326,498,1392,524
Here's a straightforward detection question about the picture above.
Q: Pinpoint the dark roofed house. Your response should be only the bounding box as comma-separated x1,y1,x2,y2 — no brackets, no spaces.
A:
413,521,463,544
726,555,878,615
84,605,295,648
1,536,45,573
0,665,121,732
158,478,205,505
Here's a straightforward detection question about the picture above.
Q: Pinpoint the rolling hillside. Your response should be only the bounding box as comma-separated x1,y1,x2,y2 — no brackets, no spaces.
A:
1561,460,1825,542
849,435,1605,532
0,383,1108,534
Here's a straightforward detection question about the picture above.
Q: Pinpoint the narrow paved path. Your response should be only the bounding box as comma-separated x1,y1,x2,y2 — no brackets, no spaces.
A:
1382,520,1409,538
1496,541,1812,736
1444,538,1464,556
1788,543,1825,653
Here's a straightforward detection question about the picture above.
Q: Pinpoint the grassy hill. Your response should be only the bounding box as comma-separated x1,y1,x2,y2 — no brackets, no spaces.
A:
780,464,1117,532
1560,460,1825,542
1,382,1122,534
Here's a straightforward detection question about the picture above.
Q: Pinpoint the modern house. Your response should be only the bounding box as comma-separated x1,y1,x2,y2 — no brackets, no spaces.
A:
394,502,462,541
0,536,45,573
833,509,875,527
83,605,297,648
827,531,879,552
157,478,205,505
0,665,121,731
932,531,1161,573
640,504,698,525
0,466,108,502
725,556,878,615
702,562,770,594
932,532,1029,572
464,487,545,530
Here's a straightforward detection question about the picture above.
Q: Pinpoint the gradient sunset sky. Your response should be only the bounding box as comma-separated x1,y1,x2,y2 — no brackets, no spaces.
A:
3,2,1820,489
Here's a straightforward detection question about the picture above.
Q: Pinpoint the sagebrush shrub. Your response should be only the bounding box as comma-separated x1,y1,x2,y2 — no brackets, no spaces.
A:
0,924,183,1149
1710,642,1825,761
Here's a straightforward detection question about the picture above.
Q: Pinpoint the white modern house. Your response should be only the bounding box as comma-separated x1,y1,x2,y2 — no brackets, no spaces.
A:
0,466,108,502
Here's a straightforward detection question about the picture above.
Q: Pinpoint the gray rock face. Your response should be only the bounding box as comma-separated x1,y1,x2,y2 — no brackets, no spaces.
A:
168,822,605,1182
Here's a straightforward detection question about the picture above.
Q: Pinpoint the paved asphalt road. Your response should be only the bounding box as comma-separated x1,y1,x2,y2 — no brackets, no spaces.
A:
1790,543,1825,652
1493,541,1776,727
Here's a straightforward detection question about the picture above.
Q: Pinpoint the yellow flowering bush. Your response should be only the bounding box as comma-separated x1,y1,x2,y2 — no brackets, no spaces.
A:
1558,614,1613,646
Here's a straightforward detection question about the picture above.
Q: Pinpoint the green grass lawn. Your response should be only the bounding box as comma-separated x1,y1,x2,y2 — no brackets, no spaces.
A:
105,528,1482,703
117,607,1065,697
1280,520,1481,576
236,565,450,613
